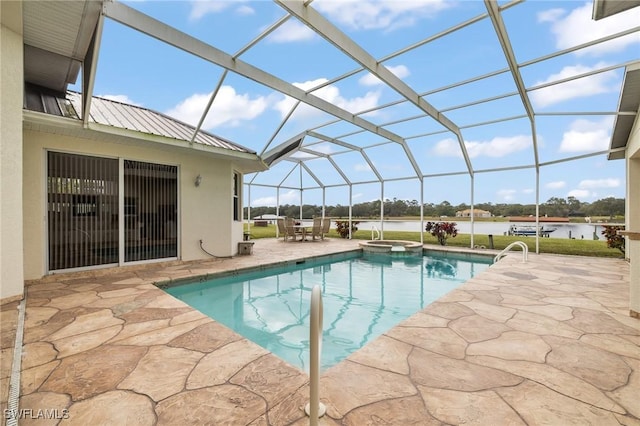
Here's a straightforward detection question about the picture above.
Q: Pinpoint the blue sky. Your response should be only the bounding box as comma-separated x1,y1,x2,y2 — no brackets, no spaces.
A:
80,0,640,207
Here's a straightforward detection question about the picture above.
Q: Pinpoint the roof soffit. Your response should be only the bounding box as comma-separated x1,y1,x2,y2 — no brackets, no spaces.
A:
22,0,102,92
593,0,640,20
609,62,640,160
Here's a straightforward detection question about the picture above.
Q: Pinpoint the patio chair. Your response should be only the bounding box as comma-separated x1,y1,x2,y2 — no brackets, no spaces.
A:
321,218,331,239
311,217,322,240
276,218,289,241
284,217,300,241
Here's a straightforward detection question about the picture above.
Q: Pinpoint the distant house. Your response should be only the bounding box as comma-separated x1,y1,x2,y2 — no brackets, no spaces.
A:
456,208,492,218
253,214,282,221
252,214,282,226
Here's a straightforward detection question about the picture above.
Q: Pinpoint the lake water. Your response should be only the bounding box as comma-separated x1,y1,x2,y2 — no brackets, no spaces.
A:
336,220,607,240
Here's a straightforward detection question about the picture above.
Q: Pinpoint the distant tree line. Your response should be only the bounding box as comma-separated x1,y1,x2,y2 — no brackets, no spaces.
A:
245,196,625,219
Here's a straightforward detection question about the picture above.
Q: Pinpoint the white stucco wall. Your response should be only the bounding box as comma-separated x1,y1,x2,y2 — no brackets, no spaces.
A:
0,3,25,300
23,127,245,280
625,112,640,317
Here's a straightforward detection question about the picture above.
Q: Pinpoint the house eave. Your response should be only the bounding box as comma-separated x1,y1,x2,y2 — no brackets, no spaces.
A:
22,110,268,173
607,62,640,160
592,0,640,20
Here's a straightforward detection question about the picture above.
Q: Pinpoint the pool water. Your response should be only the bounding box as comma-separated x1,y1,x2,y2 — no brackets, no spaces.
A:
165,251,492,372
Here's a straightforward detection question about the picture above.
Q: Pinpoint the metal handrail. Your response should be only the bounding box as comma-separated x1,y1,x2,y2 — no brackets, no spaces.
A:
494,241,528,263
305,285,326,423
371,225,380,240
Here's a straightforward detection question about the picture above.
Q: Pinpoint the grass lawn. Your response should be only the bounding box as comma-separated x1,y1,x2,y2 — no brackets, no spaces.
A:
245,224,624,259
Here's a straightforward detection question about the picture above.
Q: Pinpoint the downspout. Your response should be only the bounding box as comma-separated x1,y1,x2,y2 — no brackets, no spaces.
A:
246,183,251,238
420,178,424,245
276,187,281,238
299,164,303,222
348,185,353,239
380,181,384,240
470,175,474,249
536,169,540,254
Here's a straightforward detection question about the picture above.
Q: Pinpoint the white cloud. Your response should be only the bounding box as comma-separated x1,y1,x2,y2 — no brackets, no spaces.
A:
546,181,566,189
314,0,452,31
274,78,381,119
497,189,517,201
522,188,535,194
359,64,411,86
579,178,620,189
537,8,565,23
269,20,316,43
189,1,231,20
431,138,459,156
431,135,531,158
558,117,613,153
98,94,141,106
539,2,640,56
338,91,381,114
166,85,268,129
354,163,372,172
567,189,594,199
236,5,255,16
251,190,299,207
530,63,618,108
250,196,276,207
380,162,406,172
290,151,317,160
466,136,531,158
189,1,255,20
567,179,620,200
311,144,334,155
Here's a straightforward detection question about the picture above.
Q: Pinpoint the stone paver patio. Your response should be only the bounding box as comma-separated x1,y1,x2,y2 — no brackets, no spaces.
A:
1,238,638,425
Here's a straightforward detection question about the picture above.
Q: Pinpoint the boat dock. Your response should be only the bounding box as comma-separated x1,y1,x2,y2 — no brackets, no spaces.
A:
508,216,570,223
507,224,556,237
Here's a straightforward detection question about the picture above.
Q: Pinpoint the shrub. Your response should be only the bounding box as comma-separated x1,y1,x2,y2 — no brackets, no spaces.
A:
335,220,359,238
601,225,625,255
425,221,458,246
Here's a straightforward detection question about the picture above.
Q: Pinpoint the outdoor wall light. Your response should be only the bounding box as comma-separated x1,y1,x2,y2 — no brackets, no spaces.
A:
194,174,202,187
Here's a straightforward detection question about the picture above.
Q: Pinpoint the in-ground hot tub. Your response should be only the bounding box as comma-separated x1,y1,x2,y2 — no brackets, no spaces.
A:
359,240,423,255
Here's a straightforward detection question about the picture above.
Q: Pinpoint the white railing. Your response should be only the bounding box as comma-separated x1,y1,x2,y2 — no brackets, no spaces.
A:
371,225,380,240
305,285,326,423
494,241,528,263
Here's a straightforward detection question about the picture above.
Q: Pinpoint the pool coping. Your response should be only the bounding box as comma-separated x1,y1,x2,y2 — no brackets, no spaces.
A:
156,248,363,290
156,246,496,290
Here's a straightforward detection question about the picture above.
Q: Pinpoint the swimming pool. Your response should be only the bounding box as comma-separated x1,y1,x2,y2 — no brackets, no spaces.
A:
165,250,492,372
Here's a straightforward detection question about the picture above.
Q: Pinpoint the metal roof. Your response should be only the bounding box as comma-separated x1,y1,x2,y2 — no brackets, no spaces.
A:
69,93,254,153
23,83,255,154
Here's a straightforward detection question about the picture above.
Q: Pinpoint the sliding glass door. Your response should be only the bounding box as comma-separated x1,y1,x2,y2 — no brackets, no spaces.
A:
47,152,178,272
124,160,178,262
47,152,119,270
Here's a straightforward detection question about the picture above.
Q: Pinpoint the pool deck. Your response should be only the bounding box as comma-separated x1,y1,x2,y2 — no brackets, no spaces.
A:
1,238,639,425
